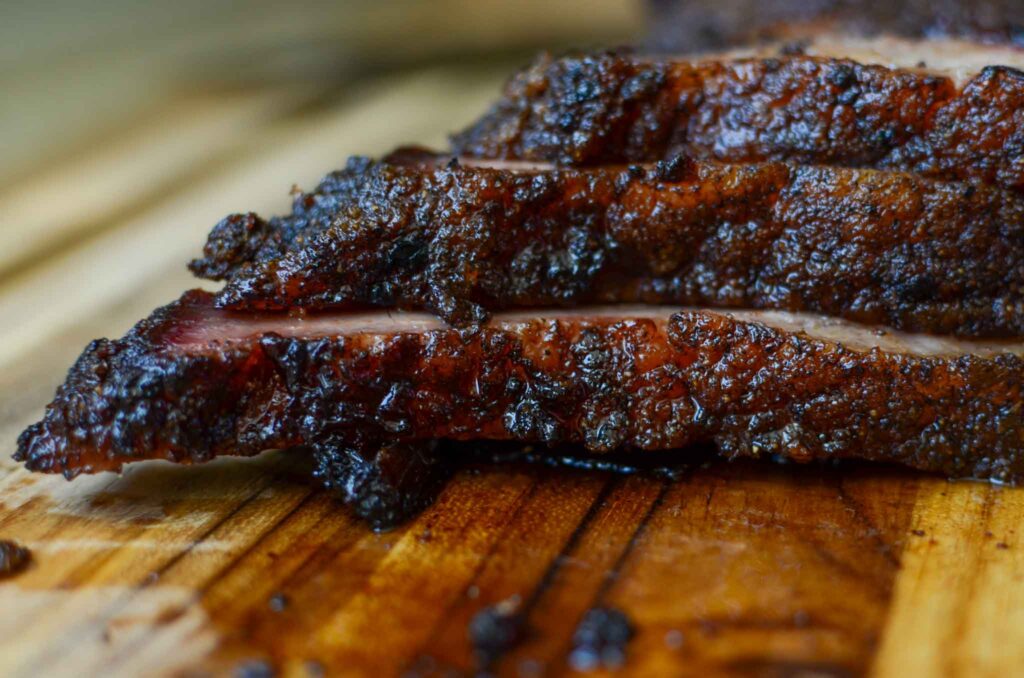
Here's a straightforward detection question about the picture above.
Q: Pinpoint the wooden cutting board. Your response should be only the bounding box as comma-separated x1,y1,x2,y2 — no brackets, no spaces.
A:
0,65,1021,678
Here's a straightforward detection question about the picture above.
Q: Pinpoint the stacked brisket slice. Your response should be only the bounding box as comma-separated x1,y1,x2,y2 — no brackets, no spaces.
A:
17,36,1024,525
191,148,1024,336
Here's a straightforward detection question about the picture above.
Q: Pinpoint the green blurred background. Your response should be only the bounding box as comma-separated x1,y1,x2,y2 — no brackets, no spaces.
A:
3,0,643,187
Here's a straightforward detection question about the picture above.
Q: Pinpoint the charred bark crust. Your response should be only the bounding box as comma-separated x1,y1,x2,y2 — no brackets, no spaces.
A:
191,150,1024,337
310,438,455,530
16,292,1024,484
451,52,1024,193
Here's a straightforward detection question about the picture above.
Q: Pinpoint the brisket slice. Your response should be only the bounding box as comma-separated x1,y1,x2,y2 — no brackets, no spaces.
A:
17,290,1024,483
449,40,1024,192
190,148,1024,337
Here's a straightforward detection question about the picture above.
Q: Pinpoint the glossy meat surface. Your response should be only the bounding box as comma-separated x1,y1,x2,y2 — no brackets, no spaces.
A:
191,149,1024,336
450,49,1024,193
16,291,1024,482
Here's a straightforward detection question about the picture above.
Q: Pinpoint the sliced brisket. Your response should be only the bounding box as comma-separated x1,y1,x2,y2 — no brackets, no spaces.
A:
190,149,1024,337
17,290,1024,483
450,41,1024,192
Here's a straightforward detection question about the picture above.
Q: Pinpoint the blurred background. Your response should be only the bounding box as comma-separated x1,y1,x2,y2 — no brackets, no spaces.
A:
0,0,642,367
4,0,642,190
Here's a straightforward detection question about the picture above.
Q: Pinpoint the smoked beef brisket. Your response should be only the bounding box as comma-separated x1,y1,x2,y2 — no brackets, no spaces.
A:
18,33,1024,510
451,40,1024,193
17,291,1024,483
191,148,1024,337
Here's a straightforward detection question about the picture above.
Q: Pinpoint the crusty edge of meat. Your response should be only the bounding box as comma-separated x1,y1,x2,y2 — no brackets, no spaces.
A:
193,150,1024,338
14,291,301,478
16,290,1024,482
450,51,1024,193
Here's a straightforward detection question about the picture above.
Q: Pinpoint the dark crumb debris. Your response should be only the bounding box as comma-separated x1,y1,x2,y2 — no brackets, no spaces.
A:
0,540,31,578
911,529,926,537
569,607,634,671
234,659,275,678
469,596,523,666
985,531,994,538
997,542,1010,550
268,592,289,612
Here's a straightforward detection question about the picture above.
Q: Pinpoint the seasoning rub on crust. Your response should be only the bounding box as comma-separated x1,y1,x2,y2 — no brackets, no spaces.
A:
17,291,1024,483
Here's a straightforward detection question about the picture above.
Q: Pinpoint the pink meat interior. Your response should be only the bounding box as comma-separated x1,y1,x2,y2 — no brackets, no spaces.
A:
165,302,1024,360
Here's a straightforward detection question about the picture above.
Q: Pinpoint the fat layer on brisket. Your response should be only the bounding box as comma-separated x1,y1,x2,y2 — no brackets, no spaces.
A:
17,290,1024,483
190,148,1024,337
450,41,1024,192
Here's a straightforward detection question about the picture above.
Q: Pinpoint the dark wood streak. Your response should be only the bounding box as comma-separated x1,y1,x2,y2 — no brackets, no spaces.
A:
475,474,666,675
248,467,545,673
577,461,920,676
461,478,620,674
594,479,671,596
399,475,544,671
144,482,288,578
543,479,671,678
795,534,894,602
702,484,716,520
834,482,902,568
518,479,620,614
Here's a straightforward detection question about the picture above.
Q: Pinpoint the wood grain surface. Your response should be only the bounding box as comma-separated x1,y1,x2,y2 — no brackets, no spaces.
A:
1,58,1022,678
